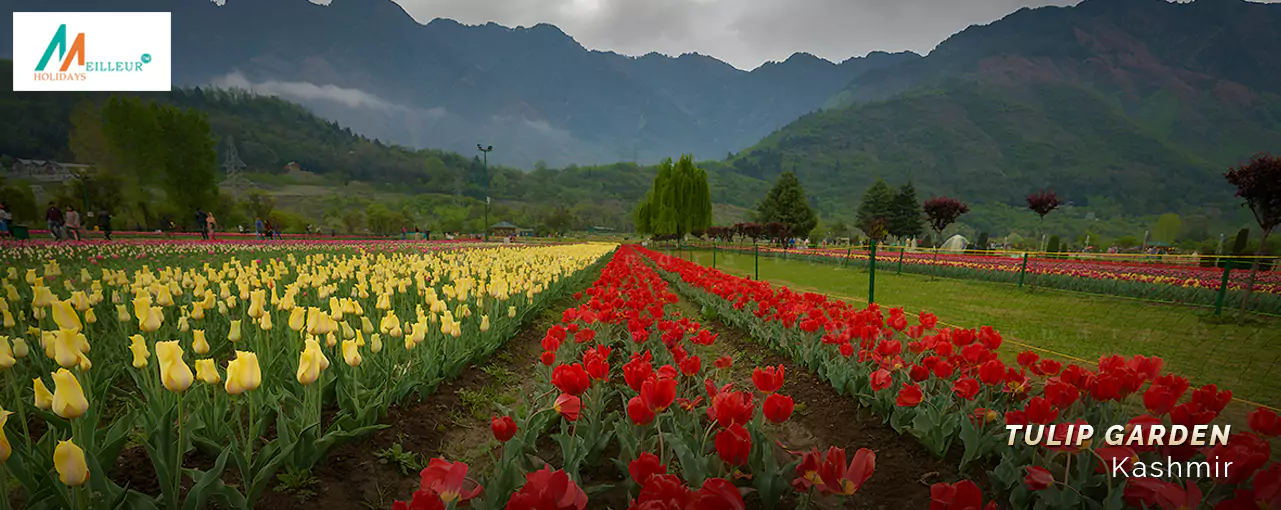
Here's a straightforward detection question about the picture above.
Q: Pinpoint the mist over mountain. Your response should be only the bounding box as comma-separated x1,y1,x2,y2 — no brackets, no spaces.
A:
1,0,917,168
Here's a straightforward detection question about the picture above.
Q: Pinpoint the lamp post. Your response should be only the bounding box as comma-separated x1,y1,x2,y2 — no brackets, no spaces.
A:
477,144,493,241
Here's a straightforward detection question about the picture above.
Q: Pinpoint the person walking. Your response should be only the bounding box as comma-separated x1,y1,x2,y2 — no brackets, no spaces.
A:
264,219,274,240
63,205,82,241
45,202,64,240
195,209,208,240
205,211,218,241
0,203,12,238
255,217,264,240
98,208,113,240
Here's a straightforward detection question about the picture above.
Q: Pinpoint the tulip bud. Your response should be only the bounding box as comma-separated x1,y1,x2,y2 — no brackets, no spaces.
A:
296,338,328,385
51,300,82,333
0,407,13,462
50,369,89,419
155,341,194,393
54,440,90,486
360,316,374,334
0,337,15,369
128,335,150,369
370,333,383,353
480,315,490,333
10,338,27,359
195,359,221,384
289,308,307,332
508,306,516,319
192,330,210,355
139,307,164,333
342,340,362,367
116,304,131,322
225,351,262,395
32,377,53,410
228,320,242,343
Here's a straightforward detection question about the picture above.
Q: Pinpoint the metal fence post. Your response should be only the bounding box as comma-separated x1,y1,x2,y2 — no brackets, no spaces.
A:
1017,252,1029,288
897,246,905,275
712,242,717,269
868,241,878,304
1215,261,1233,316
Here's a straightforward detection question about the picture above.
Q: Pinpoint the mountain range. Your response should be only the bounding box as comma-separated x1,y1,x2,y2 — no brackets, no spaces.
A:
1,0,917,168
4,0,1280,232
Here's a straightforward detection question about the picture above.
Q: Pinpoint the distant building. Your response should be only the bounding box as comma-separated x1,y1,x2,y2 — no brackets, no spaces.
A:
284,162,302,172
489,221,519,237
5,159,91,183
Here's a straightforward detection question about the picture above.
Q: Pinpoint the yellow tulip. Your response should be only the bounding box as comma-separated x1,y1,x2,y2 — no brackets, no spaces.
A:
360,316,374,334
132,295,152,322
54,440,89,486
128,335,150,369
51,329,83,368
0,406,12,462
258,312,272,331
24,269,37,285
288,307,307,332
84,308,97,324
178,315,190,332
51,369,89,419
195,359,221,384
370,333,383,353
341,340,362,367
116,304,130,322
340,321,355,340
228,320,243,343
69,291,91,311
51,300,82,332
32,377,53,410
11,338,28,359
0,336,14,369
2,309,13,328
190,304,205,320
248,290,266,319
296,338,329,385
403,333,416,351
155,341,193,393
480,315,490,333
508,306,517,319
409,322,427,344
375,293,391,311
224,351,262,395
192,330,210,355
139,307,163,333
32,286,56,308
380,312,400,336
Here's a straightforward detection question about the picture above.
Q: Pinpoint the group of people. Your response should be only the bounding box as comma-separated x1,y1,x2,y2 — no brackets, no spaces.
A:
39,202,112,241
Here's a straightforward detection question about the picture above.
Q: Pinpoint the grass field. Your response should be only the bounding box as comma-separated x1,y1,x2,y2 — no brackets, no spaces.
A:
675,249,1281,408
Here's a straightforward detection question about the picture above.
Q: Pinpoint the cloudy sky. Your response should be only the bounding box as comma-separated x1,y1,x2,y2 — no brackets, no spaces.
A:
385,0,1084,69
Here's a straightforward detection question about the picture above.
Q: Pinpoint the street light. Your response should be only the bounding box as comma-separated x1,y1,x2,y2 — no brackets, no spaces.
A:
477,144,493,241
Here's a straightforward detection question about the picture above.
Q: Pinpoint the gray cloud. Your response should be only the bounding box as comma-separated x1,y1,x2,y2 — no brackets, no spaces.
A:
211,71,402,110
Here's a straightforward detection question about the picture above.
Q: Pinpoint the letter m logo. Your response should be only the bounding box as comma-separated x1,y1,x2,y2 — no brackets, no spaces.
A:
36,24,86,72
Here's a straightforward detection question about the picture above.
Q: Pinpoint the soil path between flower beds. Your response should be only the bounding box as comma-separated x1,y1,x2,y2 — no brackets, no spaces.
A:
670,297,981,510
253,292,589,510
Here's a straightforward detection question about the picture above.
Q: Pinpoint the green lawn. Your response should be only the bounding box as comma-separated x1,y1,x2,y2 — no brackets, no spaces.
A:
678,249,1281,408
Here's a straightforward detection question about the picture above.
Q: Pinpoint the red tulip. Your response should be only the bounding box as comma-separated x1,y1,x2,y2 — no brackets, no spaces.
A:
1043,380,1079,408
763,394,794,424
623,353,653,392
909,364,930,382
1024,397,1059,425
635,473,691,507
627,395,655,425
896,383,923,407
708,390,754,428
813,447,876,496
552,364,591,396
393,489,446,510
1249,407,1281,437
715,424,751,466
641,375,677,412
553,393,581,422
1036,359,1062,376
680,355,702,377
491,415,517,442
1190,384,1232,414
929,480,996,510
952,377,979,401
418,458,482,504
628,452,666,486
503,465,588,510
869,369,892,392
714,355,733,369
573,327,595,344
540,351,556,366
839,343,855,358
1122,477,1167,509
1204,432,1271,484
978,359,1005,386
1093,446,1138,474
1016,350,1039,368
688,478,746,510
1154,480,1201,510
752,365,785,393
1023,466,1053,491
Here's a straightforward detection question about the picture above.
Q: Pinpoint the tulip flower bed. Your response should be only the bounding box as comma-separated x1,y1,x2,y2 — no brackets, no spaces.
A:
642,246,1281,509
708,244,1281,314
0,240,614,509
389,245,894,509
